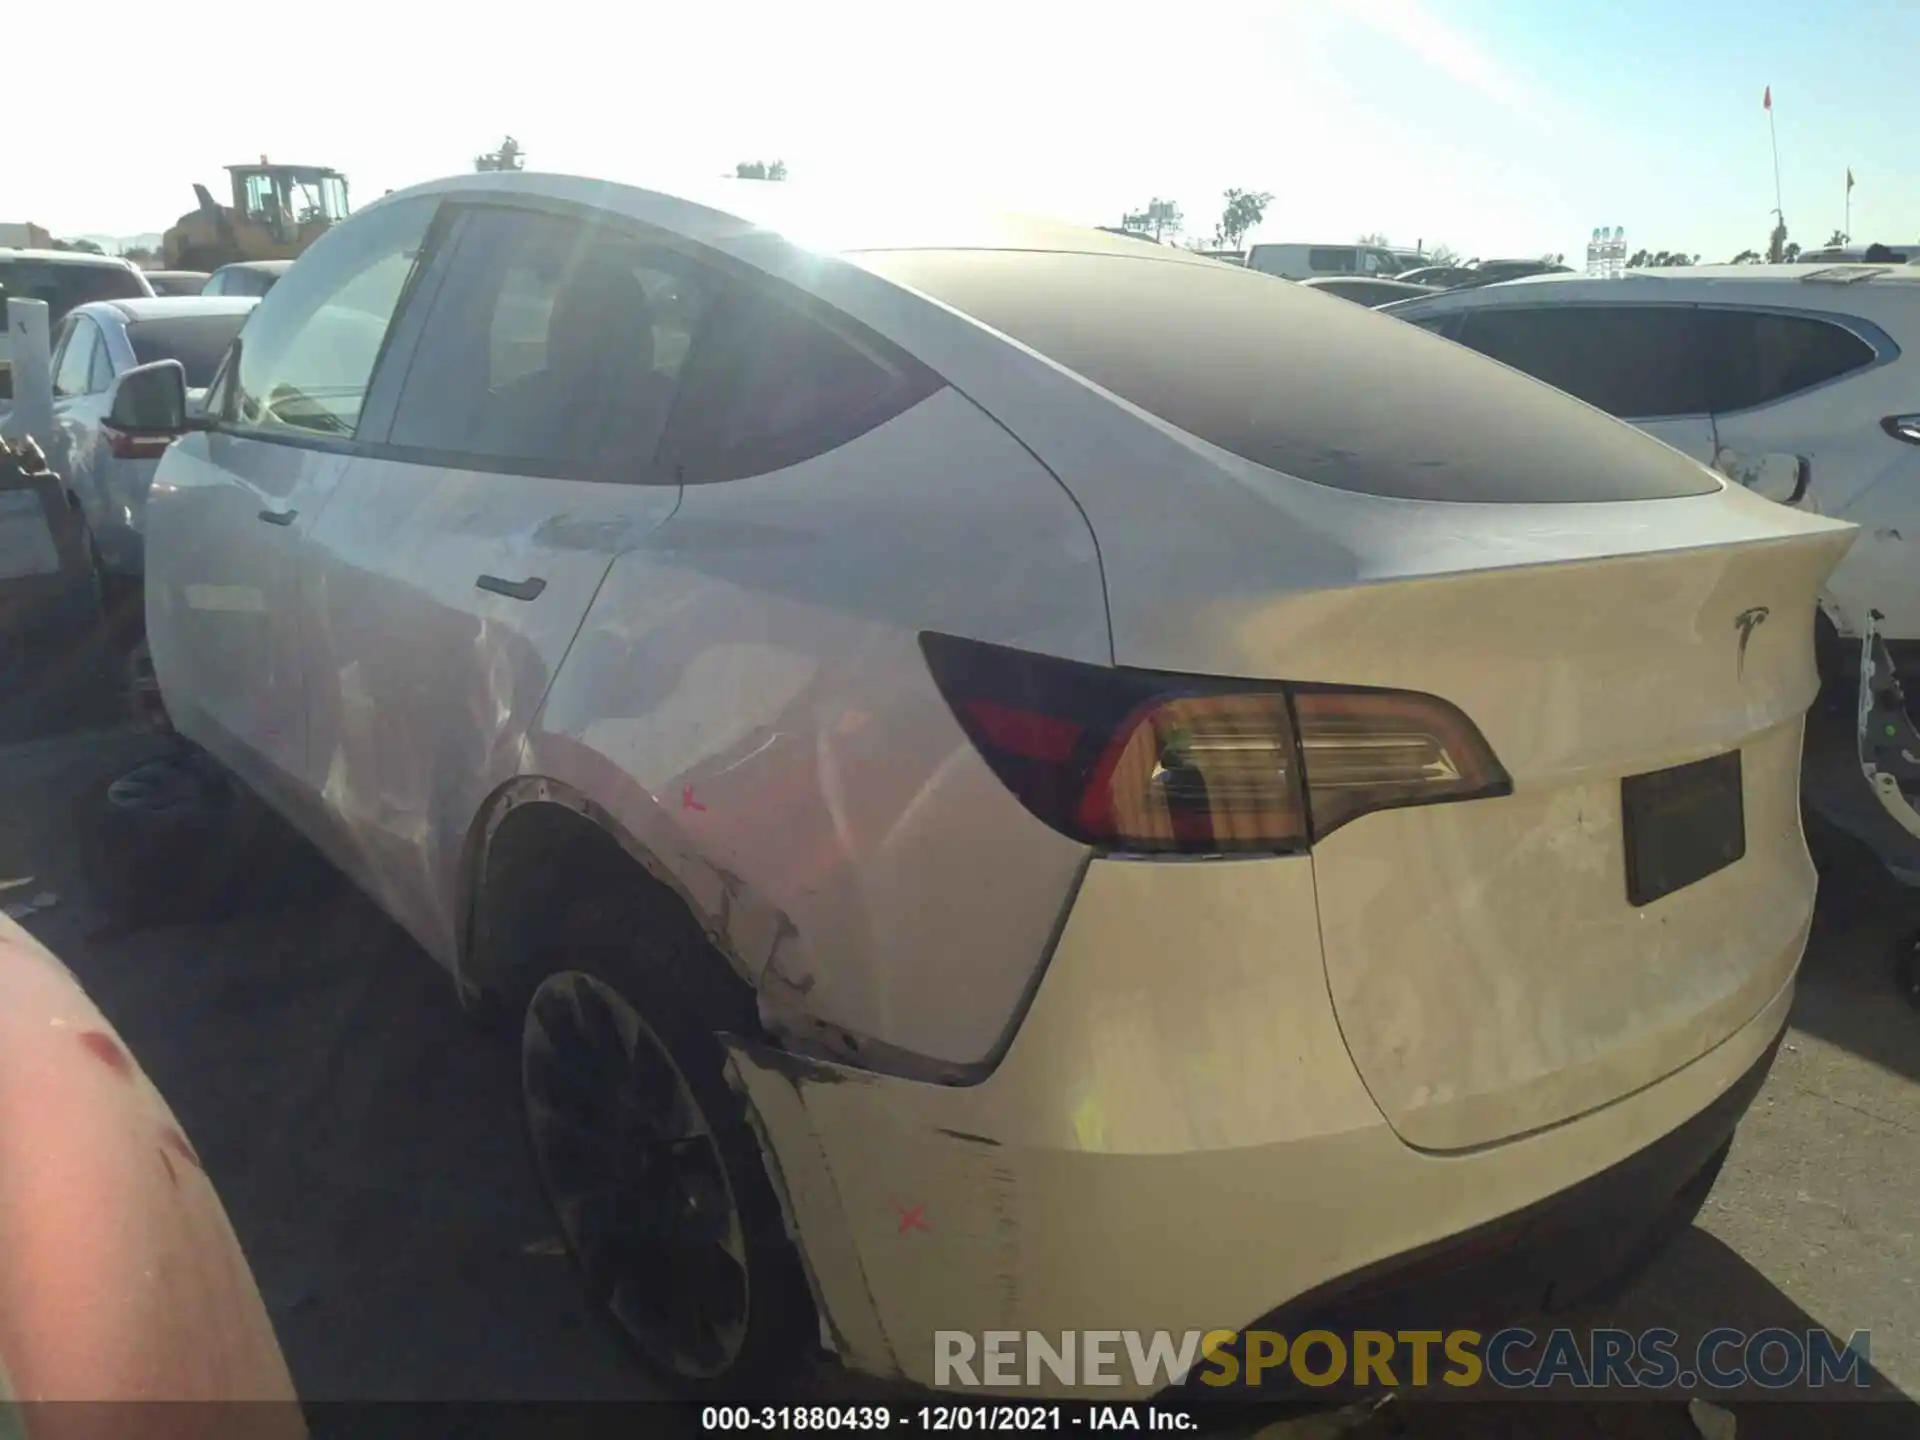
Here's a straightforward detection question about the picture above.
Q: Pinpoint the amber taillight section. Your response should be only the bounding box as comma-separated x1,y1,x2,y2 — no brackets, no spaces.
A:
921,631,1510,854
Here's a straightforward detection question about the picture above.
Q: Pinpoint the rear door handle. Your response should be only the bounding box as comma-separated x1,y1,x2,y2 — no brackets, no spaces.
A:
257,508,297,526
476,574,546,601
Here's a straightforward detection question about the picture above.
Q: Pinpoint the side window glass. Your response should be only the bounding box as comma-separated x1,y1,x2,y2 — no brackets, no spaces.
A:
1700,310,1878,413
46,319,76,392
667,286,944,484
52,319,96,398
1309,247,1356,274
387,206,713,478
202,344,237,422
232,196,437,440
1455,305,1710,418
88,332,117,393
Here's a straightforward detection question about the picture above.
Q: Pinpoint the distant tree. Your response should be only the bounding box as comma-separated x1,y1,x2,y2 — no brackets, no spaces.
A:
1784,242,1802,262
50,238,104,254
735,159,789,180
1357,231,1390,246
1426,242,1461,265
1629,249,1696,268
122,245,158,265
1824,227,1847,248
1217,189,1271,251
1730,249,1762,264
475,136,525,173
1120,198,1183,243
1767,217,1790,265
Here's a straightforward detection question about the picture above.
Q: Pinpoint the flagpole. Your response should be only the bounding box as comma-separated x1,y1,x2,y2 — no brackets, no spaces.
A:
1768,99,1783,224
1845,173,1852,243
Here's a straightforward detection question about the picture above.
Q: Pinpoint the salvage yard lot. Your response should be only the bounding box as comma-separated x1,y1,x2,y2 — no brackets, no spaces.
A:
4,713,1920,1437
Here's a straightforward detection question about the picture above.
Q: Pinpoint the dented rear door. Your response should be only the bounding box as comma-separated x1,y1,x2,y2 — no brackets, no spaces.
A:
292,200,693,965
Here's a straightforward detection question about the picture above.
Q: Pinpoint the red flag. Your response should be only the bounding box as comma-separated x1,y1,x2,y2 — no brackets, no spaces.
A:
1763,86,1772,110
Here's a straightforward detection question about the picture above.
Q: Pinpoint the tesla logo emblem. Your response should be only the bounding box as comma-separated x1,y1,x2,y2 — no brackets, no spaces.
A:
1735,607,1770,677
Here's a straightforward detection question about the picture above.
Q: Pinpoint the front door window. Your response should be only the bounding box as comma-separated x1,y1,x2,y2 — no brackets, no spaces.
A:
229,197,438,439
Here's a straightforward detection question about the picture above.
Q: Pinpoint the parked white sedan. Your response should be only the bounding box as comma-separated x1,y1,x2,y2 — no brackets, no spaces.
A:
43,297,256,601
128,173,1852,1398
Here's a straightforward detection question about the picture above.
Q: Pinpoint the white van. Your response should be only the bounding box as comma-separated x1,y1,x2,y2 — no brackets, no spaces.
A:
1245,242,1408,280
1796,243,1919,265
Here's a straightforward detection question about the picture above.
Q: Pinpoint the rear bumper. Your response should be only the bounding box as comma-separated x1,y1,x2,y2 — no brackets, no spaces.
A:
1215,1012,1780,1359
728,856,1801,1398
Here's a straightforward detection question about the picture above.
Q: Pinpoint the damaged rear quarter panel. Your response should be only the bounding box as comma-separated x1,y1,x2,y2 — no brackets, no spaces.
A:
1859,621,1920,845
528,386,1109,1071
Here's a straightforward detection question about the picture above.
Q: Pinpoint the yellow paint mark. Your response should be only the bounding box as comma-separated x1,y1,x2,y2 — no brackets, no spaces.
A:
1071,1094,1107,1151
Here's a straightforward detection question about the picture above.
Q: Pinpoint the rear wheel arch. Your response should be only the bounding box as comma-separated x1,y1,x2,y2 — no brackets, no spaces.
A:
456,777,760,1035
462,778,820,1393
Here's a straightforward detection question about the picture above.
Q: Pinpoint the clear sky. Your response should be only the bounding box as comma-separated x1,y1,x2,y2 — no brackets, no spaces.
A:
14,0,1914,263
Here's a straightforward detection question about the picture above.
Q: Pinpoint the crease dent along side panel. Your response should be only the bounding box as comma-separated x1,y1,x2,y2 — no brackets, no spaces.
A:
531,386,1108,1072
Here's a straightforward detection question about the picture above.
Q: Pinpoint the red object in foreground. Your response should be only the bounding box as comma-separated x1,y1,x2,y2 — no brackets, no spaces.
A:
0,914,305,1438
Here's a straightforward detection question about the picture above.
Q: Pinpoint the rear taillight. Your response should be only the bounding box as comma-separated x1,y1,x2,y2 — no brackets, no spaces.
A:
920,631,1510,854
103,425,174,460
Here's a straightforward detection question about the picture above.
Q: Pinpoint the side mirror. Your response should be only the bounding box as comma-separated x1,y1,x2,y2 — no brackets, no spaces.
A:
107,360,188,436
1714,449,1810,506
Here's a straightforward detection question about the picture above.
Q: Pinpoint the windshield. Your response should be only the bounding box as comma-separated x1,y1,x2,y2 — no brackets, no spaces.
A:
127,313,252,389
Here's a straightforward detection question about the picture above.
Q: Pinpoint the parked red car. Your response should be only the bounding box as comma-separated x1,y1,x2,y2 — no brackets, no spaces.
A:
0,912,303,1438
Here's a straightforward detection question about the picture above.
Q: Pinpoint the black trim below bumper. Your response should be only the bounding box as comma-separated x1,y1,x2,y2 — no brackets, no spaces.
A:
1185,1017,1787,1396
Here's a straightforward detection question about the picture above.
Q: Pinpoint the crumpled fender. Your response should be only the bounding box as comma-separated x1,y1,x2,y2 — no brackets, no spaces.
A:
1856,612,1920,852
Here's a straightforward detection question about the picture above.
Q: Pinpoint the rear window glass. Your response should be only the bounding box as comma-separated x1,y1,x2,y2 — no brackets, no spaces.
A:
1453,305,1713,418
0,260,147,326
857,250,1721,503
1700,309,1877,412
129,314,252,389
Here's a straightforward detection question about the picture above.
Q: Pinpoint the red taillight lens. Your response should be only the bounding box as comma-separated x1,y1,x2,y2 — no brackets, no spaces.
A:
921,632,1510,854
104,425,174,460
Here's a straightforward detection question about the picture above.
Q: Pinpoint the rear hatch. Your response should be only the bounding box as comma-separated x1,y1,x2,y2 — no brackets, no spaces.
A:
1239,513,1848,1150
854,248,1857,1151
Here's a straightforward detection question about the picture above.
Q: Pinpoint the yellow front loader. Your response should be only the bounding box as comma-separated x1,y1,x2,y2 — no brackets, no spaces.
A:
161,161,350,272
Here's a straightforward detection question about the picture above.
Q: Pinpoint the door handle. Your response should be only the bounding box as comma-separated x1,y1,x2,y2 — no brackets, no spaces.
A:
257,508,297,526
476,574,546,601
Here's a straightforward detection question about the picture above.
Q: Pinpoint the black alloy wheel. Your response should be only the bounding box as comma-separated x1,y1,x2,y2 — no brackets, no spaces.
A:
522,970,754,1383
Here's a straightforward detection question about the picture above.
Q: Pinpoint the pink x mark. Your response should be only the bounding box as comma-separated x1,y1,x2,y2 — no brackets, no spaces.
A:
680,783,707,813
892,1199,930,1235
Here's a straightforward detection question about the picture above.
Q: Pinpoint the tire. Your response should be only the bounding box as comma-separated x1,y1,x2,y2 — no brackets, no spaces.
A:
77,751,333,925
1813,609,1857,719
517,915,816,1399
75,520,142,647
1897,928,1920,1010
